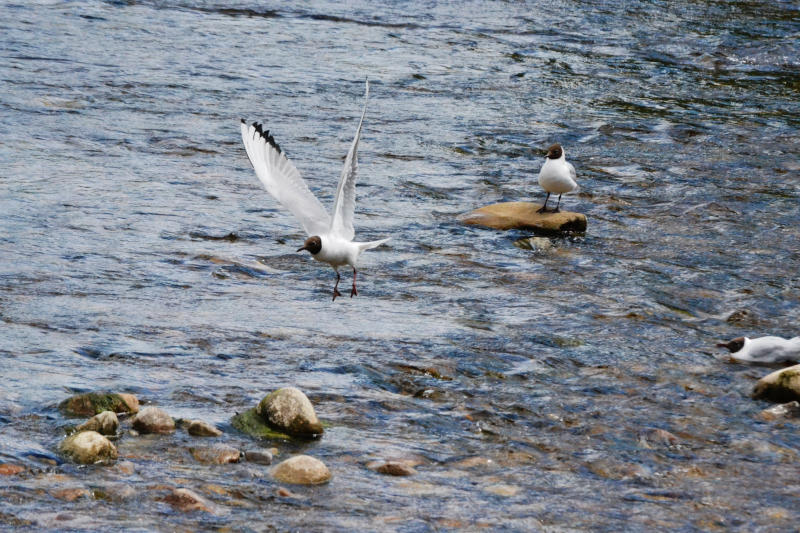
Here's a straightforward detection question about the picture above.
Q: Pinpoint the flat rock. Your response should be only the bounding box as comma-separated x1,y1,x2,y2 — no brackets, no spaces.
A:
758,401,800,421
59,430,118,464
256,388,323,437
244,449,273,465
272,455,331,485
186,419,223,437
752,364,800,403
75,410,119,436
462,201,586,234
59,392,139,417
0,464,25,476
132,406,175,434
190,444,241,464
51,487,90,502
163,488,214,513
367,461,417,476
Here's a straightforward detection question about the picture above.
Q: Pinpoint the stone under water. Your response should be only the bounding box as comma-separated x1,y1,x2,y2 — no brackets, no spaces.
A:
461,201,587,233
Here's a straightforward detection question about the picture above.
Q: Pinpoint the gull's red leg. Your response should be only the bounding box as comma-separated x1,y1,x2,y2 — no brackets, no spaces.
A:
332,271,342,301
350,268,358,297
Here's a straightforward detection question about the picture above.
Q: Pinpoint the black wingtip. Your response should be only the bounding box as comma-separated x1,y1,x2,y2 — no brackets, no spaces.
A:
240,118,245,124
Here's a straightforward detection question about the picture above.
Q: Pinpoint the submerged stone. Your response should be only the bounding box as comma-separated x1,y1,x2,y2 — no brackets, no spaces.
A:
59,392,139,417
186,419,223,437
752,364,800,403
190,444,241,464
462,201,587,234
757,401,800,421
256,388,323,437
367,461,417,476
132,406,175,434
75,410,119,436
272,455,331,485
163,488,214,513
244,449,273,465
231,408,294,440
59,430,118,464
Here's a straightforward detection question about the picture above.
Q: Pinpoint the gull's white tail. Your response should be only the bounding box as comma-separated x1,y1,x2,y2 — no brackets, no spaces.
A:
357,237,390,253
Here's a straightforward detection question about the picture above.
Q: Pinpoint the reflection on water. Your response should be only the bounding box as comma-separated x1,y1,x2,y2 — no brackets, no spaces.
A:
1,0,799,530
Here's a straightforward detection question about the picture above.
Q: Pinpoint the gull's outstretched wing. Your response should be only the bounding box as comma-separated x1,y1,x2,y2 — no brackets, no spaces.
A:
240,120,331,236
330,80,369,241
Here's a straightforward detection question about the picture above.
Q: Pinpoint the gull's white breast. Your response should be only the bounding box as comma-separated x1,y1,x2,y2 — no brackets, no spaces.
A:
538,158,578,194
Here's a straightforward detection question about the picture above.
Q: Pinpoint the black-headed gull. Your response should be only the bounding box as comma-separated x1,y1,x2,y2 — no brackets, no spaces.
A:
717,335,800,364
537,143,579,213
240,80,389,301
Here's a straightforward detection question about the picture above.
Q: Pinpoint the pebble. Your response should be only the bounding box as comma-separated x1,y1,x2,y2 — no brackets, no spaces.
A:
75,410,119,436
190,444,241,464
256,388,323,437
367,461,416,476
244,449,273,465
51,488,90,502
758,401,800,421
272,455,331,485
638,428,680,448
163,488,214,513
131,406,175,434
186,419,223,437
0,464,25,476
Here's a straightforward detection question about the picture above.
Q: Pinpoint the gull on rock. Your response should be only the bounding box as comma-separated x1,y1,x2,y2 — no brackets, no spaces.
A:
717,335,800,364
537,143,579,213
240,80,389,301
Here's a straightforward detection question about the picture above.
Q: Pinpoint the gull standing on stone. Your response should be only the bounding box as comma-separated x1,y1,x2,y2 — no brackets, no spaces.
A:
537,143,579,213
240,80,389,301
717,335,800,364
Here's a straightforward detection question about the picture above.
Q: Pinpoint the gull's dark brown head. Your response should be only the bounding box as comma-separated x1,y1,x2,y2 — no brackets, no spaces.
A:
716,336,745,353
297,236,322,255
546,144,563,159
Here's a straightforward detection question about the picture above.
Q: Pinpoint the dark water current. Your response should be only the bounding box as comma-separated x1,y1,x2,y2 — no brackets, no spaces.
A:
1,0,799,530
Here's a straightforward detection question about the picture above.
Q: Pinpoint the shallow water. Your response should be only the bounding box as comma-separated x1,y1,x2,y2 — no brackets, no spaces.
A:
1,0,799,530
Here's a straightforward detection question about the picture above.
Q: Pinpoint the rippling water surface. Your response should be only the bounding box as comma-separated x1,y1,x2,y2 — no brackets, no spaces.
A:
2,0,799,530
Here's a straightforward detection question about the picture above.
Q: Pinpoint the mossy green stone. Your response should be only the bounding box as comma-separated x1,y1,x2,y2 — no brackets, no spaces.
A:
59,392,138,417
231,408,294,440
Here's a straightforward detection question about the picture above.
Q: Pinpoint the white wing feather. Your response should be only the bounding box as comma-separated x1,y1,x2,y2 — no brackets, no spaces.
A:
567,162,579,192
240,120,331,236
330,80,369,241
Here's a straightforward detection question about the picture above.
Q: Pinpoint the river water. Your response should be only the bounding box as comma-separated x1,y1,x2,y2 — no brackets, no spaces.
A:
1,0,799,530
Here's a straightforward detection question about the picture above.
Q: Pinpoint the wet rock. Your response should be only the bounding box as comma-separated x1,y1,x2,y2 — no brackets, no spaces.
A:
462,201,586,234
59,392,139,417
191,444,241,464
186,419,222,437
163,488,213,513
59,430,118,464
276,487,302,498
131,406,175,434
244,449,273,465
51,487,90,502
513,236,553,251
758,401,800,421
367,461,416,476
272,455,331,485
94,483,136,502
115,461,135,475
726,308,759,326
483,483,521,497
231,408,293,440
0,464,25,476
256,388,323,437
638,428,680,448
75,410,119,436
752,364,800,403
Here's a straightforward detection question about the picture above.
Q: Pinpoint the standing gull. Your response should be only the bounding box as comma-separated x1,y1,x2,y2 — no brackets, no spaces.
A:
537,143,579,213
240,80,389,301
